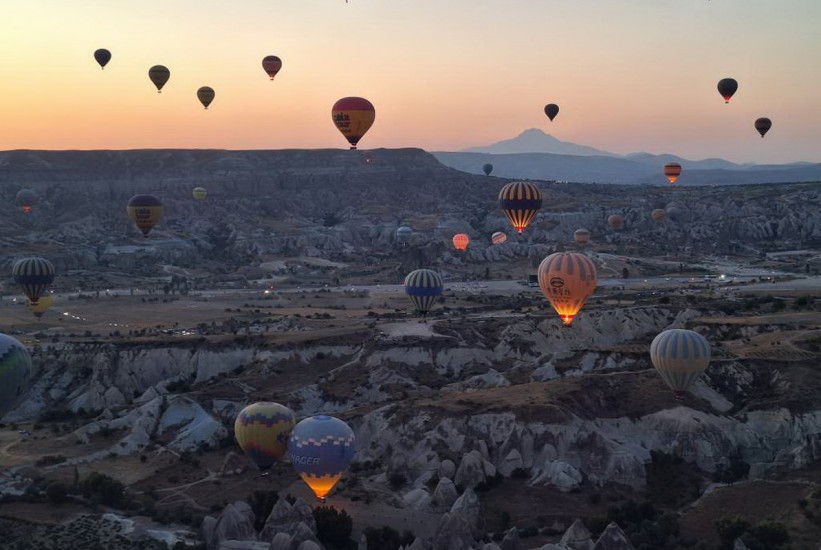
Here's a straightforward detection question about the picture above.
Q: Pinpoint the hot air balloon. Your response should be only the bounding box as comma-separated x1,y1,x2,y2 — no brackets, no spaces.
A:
755,118,772,138
16,189,36,213
491,231,507,245
0,333,32,419
573,228,591,245
483,164,493,176
396,226,413,244
332,97,375,150
498,181,543,233
403,269,444,316
544,103,559,122
664,163,682,184
666,206,684,222
197,87,215,109
262,56,283,80
193,187,207,200
717,78,738,103
234,402,296,471
537,252,597,327
94,49,111,69
651,209,666,222
127,194,163,237
12,257,55,305
607,214,624,230
28,294,53,319
650,329,711,396
148,65,170,93
452,234,470,251
288,415,355,501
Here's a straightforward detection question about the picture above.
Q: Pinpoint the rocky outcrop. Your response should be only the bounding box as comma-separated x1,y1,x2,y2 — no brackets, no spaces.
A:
260,497,317,544
202,501,257,550
529,460,583,492
432,488,481,550
454,450,497,490
592,522,634,550
559,519,594,550
430,477,459,511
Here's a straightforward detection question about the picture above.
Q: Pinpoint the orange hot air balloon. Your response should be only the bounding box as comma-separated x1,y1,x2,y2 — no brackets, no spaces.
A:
663,163,682,184
332,97,375,150
452,234,470,251
607,214,625,230
537,252,598,327
651,209,666,222
262,56,282,80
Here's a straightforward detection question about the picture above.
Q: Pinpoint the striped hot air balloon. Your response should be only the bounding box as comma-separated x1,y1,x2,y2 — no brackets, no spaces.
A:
404,269,444,316
651,209,666,222
491,231,507,245
663,163,682,184
607,214,625,230
332,97,375,150
650,329,711,396
498,181,542,233
127,194,163,236
234,402,296,471
0,333,32,419
193,187,207,200
12,257,55,305
573,228,591,245
537,252,597,327
452,233,470,251
288,415,355,501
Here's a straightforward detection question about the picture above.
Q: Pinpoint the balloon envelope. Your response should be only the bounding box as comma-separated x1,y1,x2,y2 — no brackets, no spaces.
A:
651,209,666,222
483,163,493,176
650,329,711,395
755,118,771,138
235,402,296,471
94,49,111,69
16,189,36,213
13,257,55,305
197,87,215,109
452,233,470,251
396,226,413,243
717,78,738,103
127,194,163,236
288,415,355,500
491,231,507,245
331,97,375,150
193,187,207,200
28,295,53,318
537,252,597,326
544,103,559,121
262,55,283,80
148,65,170,92
498,181,543,233
663,163,682,184
0,334,33,419
607,214,624,230
573,228,591,245
404,269,444,315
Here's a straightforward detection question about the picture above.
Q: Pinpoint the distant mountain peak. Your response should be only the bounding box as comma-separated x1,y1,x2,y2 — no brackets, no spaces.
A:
460,128,616,157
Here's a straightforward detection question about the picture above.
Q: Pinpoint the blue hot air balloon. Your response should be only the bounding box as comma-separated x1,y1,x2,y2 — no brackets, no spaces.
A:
403,269,444,316
396,226,413,245
0,333,33,419
288,415,355,501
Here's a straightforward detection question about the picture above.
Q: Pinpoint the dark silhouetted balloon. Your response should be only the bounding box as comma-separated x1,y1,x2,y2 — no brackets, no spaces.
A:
332,97,375,150
0,333,33,419
544,103,559,121
197,87,215,109
483,163,493,176
717,78,738,103
13,257,55,305
755,118,771,138
262,56,283,80
16,189,36,213
664,163,682,184
498,181,543,233
127,194,163,236
94,49,111,69
148,65,170,93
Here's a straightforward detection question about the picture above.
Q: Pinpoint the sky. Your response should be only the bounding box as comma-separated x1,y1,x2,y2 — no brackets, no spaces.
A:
1,0,820,163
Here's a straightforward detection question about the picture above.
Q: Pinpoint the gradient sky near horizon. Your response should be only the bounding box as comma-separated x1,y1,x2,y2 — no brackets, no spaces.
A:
1,0,820,163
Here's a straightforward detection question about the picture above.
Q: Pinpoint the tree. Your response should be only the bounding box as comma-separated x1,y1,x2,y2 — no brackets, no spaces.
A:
622,267,629,279
314,506,353,546
247,490,279,531
46,482,68,505
363,526,414,550
715,515,750,550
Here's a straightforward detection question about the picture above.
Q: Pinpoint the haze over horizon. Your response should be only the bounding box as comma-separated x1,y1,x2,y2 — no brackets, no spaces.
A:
1,0,820,164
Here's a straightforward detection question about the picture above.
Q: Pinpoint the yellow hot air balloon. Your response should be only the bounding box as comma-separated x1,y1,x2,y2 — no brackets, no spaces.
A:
127,194,163,236
28,295,53,318
234,402,296,471
537,252,597,327
193,187,207,200
331,97,375,150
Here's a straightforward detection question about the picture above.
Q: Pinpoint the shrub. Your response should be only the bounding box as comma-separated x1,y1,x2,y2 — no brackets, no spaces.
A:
715,515,750,550
363,526,414,550
247,490,279,531
314,506,353,546
46,482,69,505
80,472,126,508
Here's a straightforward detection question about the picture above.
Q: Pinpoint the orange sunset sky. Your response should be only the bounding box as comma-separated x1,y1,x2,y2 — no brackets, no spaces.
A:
1,0,820,163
